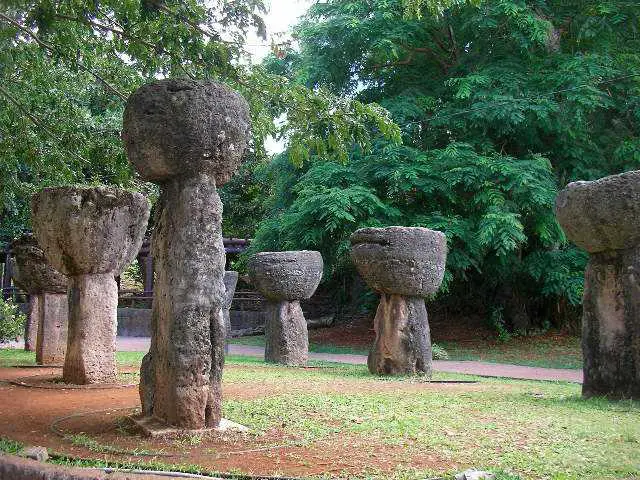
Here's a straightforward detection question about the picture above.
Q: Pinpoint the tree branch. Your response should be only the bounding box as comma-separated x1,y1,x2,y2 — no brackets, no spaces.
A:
0,84,88,165
0,13,127,101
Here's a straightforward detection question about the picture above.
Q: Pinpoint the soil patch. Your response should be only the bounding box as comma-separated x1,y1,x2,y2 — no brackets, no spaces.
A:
0,364,481,478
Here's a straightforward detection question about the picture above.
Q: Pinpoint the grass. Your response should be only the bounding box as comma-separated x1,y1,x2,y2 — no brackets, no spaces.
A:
1,350,639,479
229,334,368,356
229,333,583,369
223,368,639,479
439,334,583,369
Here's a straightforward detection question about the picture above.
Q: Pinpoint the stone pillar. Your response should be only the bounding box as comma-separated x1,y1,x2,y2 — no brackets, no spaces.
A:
223,271,239,354
248,251,323,366
25,294,39,352
122,79,250,430
350,227,447,376
556,171,640,399
10,234,68,361
36,292,68,364
31,187,149,384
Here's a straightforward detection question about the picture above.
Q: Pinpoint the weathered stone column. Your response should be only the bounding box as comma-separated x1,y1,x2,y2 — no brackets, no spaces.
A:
556,171,640,399
123,79,250,430
31,187,149,384
248,251,323,366
350,227,447,376
223,271,239,354
10,234,68,361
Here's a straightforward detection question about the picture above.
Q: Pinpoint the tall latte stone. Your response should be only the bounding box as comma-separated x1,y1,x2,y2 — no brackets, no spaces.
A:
248,251,323,366
351,227,447,376
31,187,149,384
556,171,640,399
10,234,68,361
123,79,250,429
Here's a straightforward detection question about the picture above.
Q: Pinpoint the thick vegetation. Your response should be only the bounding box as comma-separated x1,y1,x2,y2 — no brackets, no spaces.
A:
2,1,640,331
0,0,400,241
247,0,640,330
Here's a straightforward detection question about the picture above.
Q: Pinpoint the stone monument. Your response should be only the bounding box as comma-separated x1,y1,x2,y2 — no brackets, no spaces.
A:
223,271,239,354
31,187,149,384
248,251,323,366
350,227,447,376
123,79,250,430
10,234,68,362
556,170,640,399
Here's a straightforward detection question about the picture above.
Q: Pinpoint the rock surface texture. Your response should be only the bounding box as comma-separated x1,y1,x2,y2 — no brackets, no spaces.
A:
556,170,640,399
123,79,250,430
31,187,149,384
10,234,68,362
351,227,447,376
223,271,239,353
248,251,323,366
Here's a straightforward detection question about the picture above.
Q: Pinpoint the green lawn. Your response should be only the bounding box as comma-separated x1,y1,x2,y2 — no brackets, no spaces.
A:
230,333,583,369
0,347,638,479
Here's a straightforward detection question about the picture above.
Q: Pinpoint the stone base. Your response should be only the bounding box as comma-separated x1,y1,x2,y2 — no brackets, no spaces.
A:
582,250,640,399
24,297,38,352
132,415,248,438
368,293,432,376
265,300,308,366
64,273,118,384
35,292,68,365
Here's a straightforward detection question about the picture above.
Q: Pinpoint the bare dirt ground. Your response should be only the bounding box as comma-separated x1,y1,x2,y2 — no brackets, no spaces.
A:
0,364,476,477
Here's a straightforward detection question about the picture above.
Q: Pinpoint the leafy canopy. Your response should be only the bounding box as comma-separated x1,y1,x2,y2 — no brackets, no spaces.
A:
0,0,402,243
249,0,639,325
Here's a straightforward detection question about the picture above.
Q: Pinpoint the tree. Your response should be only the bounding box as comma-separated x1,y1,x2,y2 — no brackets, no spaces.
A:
250,0,640,330
0,0,401,244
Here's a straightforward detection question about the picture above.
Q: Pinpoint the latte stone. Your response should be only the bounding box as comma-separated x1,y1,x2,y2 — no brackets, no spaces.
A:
31,187,149,384
556,170,640,399
248,251,323,366
10,234,68,362
123,79,250,432
351,227,447,376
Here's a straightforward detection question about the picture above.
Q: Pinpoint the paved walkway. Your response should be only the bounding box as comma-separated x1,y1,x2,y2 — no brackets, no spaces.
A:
116,336,583,383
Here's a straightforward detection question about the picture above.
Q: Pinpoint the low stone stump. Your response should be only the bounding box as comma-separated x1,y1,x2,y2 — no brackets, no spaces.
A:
350,227,447,376
248,251,323,366
556,170,640,399
10,234,68,363
123,79,250,430
31,187,149,384
223,271,239,354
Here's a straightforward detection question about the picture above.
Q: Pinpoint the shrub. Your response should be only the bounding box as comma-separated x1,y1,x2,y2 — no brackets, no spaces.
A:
0,297,26,343
432,343,449,360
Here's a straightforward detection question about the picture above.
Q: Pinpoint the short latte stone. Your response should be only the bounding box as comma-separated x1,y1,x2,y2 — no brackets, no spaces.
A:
31,187,149,384
248,251,323,366
351,227,447,376
10,234,68,361
556,170,640,399
124,79,250,431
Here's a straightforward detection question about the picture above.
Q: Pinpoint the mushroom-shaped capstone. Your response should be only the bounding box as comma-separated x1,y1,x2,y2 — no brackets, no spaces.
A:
556,170,640,399
125,79,250,432
351,227,447,376
248,251,323,366
31,186,149,384
10,234,68,360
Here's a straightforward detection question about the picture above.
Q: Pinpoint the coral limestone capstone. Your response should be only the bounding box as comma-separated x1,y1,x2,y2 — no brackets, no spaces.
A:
122,79,251,186
350,226,447,297
248,251,323,301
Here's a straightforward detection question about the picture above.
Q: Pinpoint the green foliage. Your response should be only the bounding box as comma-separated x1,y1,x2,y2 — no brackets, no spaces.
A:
249,0,639,328
0,297,25,343
431,343,449,360
0,1,399,242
